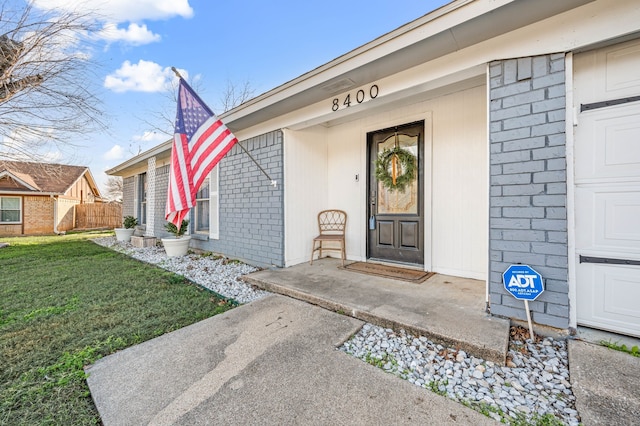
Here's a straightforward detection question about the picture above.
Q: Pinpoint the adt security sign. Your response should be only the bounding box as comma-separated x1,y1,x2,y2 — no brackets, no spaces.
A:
503,265,544,301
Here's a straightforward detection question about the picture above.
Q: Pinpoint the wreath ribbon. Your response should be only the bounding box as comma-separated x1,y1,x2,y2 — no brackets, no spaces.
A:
374,146,417,192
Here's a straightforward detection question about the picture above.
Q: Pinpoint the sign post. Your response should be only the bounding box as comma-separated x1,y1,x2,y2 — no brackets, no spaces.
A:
502,264,544,341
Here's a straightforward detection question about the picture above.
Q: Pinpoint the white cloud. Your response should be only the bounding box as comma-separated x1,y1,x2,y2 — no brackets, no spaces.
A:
103,144,124,160
98,23,161,46
32,0,192,47
133,131,170,144
32,0,193,23
104,60,186,93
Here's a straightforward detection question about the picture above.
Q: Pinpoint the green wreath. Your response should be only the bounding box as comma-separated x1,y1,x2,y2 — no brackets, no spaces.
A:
375,146,417,192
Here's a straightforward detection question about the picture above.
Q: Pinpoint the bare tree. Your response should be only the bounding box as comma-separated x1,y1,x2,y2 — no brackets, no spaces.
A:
103,175,123,202
137,77,256,152
218,78,255,113
0,2,104,160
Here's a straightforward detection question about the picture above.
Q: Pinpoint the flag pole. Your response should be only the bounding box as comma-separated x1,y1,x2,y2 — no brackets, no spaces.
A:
171,67,277,188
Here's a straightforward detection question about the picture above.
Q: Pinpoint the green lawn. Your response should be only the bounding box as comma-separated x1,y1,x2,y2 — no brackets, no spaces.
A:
0,232,235,425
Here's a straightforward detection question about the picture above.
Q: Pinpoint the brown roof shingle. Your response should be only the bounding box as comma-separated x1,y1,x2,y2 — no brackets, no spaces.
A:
0,160,89,194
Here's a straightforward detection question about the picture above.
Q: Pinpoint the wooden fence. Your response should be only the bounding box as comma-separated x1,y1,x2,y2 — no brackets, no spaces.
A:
75,203,122,230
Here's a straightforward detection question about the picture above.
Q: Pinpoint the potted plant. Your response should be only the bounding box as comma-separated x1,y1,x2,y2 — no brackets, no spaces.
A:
161,219,191,257
114,215,138,242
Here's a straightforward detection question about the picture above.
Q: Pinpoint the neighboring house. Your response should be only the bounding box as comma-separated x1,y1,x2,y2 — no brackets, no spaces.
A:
108,0,640,339
0,161,103,236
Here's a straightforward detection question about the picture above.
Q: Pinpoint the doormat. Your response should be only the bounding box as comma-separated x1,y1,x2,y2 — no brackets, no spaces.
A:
340,262,435,283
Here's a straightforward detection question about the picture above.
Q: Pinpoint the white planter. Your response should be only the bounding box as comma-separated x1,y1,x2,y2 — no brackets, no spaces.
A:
114,228,135,242
162,236,191,257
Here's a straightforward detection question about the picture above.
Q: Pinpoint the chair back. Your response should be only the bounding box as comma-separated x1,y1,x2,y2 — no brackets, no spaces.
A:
317,210,347,235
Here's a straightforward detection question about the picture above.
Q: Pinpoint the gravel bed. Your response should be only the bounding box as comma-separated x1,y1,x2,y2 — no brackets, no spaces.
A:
340,324,579,425
94,236,578,424
92,237,270,304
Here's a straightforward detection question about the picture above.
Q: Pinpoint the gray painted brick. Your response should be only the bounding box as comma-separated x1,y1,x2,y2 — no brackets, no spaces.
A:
490,127,531,143
546,182,567,195
491,150,531,164
517,57,532,80
532,195,566,207
533,312,568,329
502,230,547,242
531,242,567,256
547,231,568,244
492,80,532,99
503,113,547,130
492,173,531,185
502,89,546,108
491,104,531,121
502,184,544,196
503,207,545,218
489,54,569,331
503,59,518,84
532,146,566,160
490,196,531,207
532,56,549,77
491,304,528,322
531,219,567,231
533,170,566,184
532,97,566,113
502,160,545,174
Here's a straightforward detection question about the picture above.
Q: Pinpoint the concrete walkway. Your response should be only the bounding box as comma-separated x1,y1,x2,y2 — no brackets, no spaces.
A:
244,259,510,364
569,339,640,425
86,258,640,425
86,295,495,425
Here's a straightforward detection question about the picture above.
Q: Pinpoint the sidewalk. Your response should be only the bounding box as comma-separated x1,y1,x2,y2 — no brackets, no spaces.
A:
86,295,495,425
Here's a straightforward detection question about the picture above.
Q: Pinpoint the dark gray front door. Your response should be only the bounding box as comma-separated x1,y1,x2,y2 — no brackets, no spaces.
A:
367,121,424,265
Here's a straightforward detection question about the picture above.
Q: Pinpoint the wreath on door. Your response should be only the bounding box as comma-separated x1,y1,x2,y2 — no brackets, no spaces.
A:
375,146,417,192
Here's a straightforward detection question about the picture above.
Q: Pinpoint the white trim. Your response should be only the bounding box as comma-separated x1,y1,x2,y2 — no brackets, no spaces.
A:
485,63,491,308
209,167,220,240
0,171,39,191
565,52,578,331
0,195,22,224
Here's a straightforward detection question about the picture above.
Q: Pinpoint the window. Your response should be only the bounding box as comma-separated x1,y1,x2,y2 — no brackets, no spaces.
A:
195,178,209,233
0,196,21,223
138,173,147,225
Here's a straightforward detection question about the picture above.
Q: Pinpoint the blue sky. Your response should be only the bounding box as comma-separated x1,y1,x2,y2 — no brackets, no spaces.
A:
31,0,451,192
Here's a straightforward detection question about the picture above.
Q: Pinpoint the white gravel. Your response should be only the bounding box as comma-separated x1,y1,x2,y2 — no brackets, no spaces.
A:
340,324,579,425
92,236,270,304
94,236,578,424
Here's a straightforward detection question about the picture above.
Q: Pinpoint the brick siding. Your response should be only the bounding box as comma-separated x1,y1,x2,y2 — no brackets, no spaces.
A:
488,54,569,329
190,130,284,267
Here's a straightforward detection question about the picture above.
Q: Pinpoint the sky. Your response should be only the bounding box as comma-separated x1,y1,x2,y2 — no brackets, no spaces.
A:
27,0,451,194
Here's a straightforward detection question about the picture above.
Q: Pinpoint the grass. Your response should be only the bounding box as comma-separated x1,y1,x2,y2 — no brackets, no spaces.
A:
600,340,640,357
0,231,236,425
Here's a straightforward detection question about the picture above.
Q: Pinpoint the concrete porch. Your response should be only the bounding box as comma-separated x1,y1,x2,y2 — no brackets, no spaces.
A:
244,258,510,364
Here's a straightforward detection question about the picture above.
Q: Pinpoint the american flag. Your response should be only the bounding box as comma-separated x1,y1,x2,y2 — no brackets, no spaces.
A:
165,78,237,226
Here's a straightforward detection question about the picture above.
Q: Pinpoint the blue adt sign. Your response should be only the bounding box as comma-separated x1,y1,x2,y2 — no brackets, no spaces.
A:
503,264,544,301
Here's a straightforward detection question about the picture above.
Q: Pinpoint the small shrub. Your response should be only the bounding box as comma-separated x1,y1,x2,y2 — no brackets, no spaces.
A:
123,216,138,229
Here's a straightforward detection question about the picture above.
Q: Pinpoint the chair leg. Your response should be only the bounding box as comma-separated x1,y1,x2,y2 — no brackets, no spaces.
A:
341,239,346,266
310,240,316,265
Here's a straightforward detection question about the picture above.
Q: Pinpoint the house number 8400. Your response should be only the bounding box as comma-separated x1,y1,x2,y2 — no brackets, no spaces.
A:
332,84,379,112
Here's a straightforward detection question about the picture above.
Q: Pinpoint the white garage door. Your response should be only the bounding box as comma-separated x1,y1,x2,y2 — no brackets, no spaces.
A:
574,38,640,338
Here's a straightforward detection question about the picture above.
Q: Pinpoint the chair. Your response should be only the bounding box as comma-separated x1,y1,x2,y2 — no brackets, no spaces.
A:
310,209,347,266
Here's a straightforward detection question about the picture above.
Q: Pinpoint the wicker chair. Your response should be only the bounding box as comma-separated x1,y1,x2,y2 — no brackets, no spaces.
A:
310,209,347,265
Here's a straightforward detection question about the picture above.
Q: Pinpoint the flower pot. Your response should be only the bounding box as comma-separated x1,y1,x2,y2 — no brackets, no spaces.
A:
114,228,135,242
161,236,191,257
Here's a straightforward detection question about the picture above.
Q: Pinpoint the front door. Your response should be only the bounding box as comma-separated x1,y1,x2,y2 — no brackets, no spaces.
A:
367,121,424,265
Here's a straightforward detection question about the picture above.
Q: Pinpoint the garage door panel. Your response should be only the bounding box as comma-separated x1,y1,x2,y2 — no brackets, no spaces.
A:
603,42,640,95
575,186,640,256
574,38,640,104
574,38,640,337
575,104,640,181
577,263,640,337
